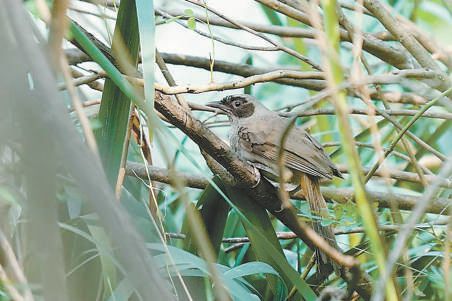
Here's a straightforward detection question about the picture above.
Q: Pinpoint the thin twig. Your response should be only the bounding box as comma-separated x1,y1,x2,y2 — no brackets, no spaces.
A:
280,107,452,120
151,68,438,95
0,229,33,301
156,9,279,51
373,159,452,301
60,56,99,155
58,69,104,91
184,0,322,70
364,86,452,182
64,48,430,105
157,7,394,41
125,162,451,213
255,0,411,68
363,0,451,92
155,49,190,110
166,221,447,243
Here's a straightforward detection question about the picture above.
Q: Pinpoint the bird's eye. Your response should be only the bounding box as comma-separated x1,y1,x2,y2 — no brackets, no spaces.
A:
234,101,241,107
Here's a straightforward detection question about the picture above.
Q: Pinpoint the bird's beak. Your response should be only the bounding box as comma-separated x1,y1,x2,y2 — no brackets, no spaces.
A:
206,101,230,113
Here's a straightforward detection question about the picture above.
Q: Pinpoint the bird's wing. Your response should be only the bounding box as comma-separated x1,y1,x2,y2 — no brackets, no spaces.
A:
238,120,340,179
284,129,341,179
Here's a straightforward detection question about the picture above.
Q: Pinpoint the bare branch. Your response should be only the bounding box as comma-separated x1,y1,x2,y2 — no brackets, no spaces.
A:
125,162,451,214
374,158,452,301
152,68,438,95
165,220,448,244
64,48,429,105
184,0,323,70
363,0,451,92
282,107,452,120
255,0,411,68
157,7,394,41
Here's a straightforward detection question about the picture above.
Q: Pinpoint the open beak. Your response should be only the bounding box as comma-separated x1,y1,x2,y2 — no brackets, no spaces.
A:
206,101,230,113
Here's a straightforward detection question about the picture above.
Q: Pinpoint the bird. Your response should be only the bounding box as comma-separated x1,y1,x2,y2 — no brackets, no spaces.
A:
207,94,343,275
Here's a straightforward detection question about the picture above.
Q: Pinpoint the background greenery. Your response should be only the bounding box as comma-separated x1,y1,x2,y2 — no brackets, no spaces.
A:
0,0,451,300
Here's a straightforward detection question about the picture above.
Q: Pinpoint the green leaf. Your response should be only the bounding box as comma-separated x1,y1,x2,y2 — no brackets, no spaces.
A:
226,187,317,301
135,0,155,108
196,177,230,256
95,0,140,186
184,8,194,16
148,244,276,300
89,117,103,130
187,17,196,30
88,225,118,297
259,4,283,26
106,278,134,301
224,262,279,279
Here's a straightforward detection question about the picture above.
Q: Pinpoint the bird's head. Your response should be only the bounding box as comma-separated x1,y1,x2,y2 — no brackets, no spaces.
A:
207,94,265,119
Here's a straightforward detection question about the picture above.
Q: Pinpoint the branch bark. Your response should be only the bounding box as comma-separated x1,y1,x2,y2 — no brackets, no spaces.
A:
255,0,411,69
126,161,451,214
363,0,451,92
64,48,429,105
153,91,372,298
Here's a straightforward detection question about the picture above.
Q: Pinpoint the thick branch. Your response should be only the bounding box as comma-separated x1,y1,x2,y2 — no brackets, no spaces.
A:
153,92,370,294
125,162,450,214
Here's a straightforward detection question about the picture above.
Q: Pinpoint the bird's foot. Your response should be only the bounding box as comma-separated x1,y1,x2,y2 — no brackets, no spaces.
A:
274,205,284,213
248,162,261,188
289,184,302,194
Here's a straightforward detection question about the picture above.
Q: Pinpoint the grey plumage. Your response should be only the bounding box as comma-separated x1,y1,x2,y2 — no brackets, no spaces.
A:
208,94,343,276
209,94,342,180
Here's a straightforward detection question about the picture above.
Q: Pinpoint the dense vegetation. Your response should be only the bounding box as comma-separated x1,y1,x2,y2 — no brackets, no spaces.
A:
0,0,451,300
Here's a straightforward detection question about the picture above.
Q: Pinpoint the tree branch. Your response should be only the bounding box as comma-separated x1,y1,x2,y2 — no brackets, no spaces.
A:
64,48,429,105
151,68,438,95
183,0,322,70
363,0,451,92
157,7,394,41
125,162,451,214
153,92,371,298
255,0,411,69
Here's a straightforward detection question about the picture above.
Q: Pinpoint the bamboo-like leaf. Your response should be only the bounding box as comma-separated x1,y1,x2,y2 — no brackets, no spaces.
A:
155,129,315,299
226,187,317,301
94,0,140,186
196,177,231,256
135,0,156,115
0,3,173,300
259,4,283,26
180,178,230,300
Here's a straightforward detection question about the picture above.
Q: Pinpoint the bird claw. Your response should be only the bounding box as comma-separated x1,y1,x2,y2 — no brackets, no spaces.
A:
249,162,261,188
274,204,284,213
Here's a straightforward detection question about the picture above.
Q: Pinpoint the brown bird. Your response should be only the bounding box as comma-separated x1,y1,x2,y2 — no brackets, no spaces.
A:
207,94,342,275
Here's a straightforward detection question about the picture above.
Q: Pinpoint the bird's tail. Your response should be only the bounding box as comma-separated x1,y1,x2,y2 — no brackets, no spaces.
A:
299,173,340,276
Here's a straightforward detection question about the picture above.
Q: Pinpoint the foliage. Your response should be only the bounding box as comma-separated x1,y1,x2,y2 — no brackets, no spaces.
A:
0,0,451,300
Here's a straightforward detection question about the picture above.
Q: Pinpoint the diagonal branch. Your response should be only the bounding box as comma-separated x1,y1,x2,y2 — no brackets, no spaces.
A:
184,0,322,70
153,91,372,298
363,0,451,92
255,0,411,69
